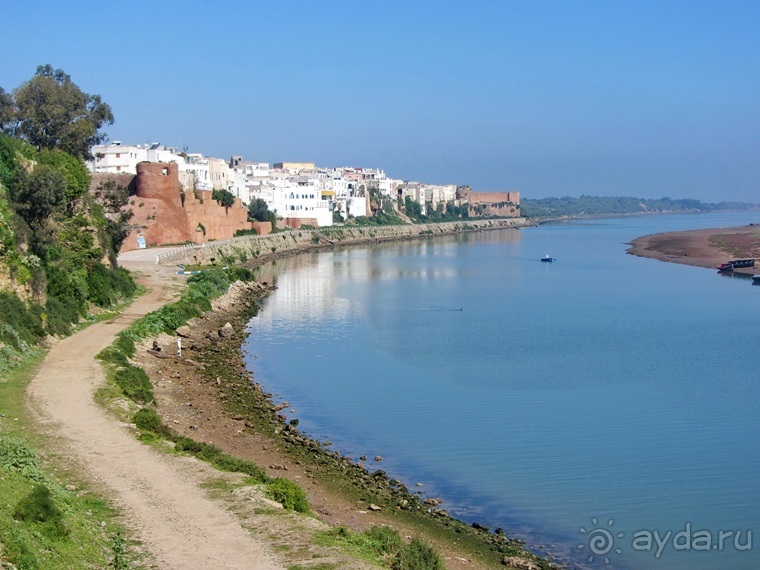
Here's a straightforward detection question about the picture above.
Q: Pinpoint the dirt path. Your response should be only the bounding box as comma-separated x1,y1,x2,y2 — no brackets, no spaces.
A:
26,249,283,570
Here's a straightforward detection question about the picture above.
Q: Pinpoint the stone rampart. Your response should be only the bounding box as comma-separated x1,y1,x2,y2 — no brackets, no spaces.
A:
155,218,528,266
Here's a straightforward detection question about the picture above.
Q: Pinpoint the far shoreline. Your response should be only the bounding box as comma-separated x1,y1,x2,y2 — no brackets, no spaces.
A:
626,223,760,274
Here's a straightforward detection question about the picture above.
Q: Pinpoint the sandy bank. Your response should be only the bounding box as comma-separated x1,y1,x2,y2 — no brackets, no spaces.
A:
627,224,760,274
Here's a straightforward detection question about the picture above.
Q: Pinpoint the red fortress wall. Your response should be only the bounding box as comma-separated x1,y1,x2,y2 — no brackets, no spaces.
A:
119,162,257,252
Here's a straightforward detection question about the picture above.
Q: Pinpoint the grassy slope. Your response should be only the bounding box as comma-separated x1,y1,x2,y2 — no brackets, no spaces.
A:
0,350,138,569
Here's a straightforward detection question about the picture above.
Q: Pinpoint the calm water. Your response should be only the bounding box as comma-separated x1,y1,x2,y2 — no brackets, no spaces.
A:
242,212,760,569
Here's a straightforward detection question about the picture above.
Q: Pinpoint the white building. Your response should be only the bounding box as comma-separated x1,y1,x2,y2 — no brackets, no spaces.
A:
254,176,333,227
89,142,147,173
184,154,211,191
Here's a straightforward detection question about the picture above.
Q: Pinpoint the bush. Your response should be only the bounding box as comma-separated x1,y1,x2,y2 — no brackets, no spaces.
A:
392,538,445,570
173,437,268,481
364,526,404,554
132,408,170,437
114,365,154,404
86,263,136,307
96,345,130,367
0,437,47,483
0,291,44,347
265,477,310,513
13,484,68,537
113,334,135,358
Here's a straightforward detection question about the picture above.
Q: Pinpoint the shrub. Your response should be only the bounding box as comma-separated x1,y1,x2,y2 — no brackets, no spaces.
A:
13,484,68,537
364,526,404,554
114,365,154,404
113,334,135,358
173,437,268,481
0,437,47,483
266,477,310,513
132,408,170,437
96,345,130,367
392,538,445,570
0,291,44,347
212,455,268,482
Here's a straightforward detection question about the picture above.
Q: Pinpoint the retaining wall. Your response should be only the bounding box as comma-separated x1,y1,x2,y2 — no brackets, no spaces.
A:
155,218,528,266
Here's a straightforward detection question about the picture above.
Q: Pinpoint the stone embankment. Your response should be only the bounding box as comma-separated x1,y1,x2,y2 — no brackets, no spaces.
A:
155,218,527,266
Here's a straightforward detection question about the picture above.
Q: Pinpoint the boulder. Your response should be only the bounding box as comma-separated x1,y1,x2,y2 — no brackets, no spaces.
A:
175,325,192,338
207,331,220,342
501,557,541,570
219,322,234,338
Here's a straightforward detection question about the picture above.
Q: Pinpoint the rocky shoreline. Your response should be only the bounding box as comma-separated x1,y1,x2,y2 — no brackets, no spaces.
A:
136,277,557,569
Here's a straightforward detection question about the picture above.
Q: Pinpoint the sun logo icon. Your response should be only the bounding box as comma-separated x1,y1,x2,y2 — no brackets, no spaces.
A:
578,517,624,564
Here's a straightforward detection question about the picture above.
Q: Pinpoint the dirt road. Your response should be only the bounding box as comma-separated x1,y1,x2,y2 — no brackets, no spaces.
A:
26,248,283,570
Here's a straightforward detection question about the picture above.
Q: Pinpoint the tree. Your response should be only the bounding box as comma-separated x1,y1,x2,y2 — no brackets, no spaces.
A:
212,188,235,208
0,87,13,131
11,65,114,159
12,164,66,228
247,198,272,222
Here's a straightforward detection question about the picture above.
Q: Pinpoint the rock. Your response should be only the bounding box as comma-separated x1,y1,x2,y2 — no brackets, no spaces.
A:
501,557,541,570
219,322,234,338
368,504,382,511
374,455,383,462
269,464,288,470
359,455,367,461
423,497,443,506
65,484,77,492
207,331,220,342
148,349,171,359
175,325,192,338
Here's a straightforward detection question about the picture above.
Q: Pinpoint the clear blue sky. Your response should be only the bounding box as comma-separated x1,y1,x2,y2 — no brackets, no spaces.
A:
3,1,760,202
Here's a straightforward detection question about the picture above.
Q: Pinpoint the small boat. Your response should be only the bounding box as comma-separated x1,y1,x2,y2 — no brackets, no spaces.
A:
541,254,556,262
753,275,760,284
717,259,755,272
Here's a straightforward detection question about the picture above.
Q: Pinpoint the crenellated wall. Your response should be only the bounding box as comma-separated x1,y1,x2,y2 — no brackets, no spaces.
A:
120,162,257,251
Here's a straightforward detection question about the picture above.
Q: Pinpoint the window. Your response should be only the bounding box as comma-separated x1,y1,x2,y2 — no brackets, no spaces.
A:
115,153,121,158
116,166,121,171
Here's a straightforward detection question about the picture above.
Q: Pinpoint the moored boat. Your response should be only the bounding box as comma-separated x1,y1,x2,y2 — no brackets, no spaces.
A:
717,259,755,272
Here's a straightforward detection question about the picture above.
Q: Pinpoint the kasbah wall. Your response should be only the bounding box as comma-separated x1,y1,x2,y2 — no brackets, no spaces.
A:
456,186,521,217
106,163,270,252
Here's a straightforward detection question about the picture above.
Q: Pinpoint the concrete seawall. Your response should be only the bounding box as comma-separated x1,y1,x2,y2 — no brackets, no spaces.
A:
155,218,527,266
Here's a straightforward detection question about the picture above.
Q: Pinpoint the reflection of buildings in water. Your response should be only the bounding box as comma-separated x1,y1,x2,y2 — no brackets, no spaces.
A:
250,252,356,333
249,228,521,335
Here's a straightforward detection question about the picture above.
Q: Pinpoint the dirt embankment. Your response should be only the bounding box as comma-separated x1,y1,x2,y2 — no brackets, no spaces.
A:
627,224,760,274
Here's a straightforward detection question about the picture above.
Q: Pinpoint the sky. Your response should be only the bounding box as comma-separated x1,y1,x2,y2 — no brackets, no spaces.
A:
2,0,760,202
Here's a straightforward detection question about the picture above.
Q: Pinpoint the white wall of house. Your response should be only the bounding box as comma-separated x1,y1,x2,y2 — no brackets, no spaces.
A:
185,154,211,191
89,142,147,173
270,177,333,227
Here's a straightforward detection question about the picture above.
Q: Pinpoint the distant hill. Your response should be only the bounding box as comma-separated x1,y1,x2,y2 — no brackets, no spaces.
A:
520,195,759,218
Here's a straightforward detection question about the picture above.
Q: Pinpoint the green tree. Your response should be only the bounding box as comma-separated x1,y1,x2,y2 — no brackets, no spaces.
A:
11,65,114,159
12,164,66,228
37,148,90,203
404,196,423,221
247,197,273,222
0,87,13,131
211,188,235,208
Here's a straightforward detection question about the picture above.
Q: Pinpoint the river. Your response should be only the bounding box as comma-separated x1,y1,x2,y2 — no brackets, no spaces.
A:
243,212,760,569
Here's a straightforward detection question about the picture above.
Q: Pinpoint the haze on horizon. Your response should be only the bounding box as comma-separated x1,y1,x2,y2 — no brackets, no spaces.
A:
3,0,759,203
